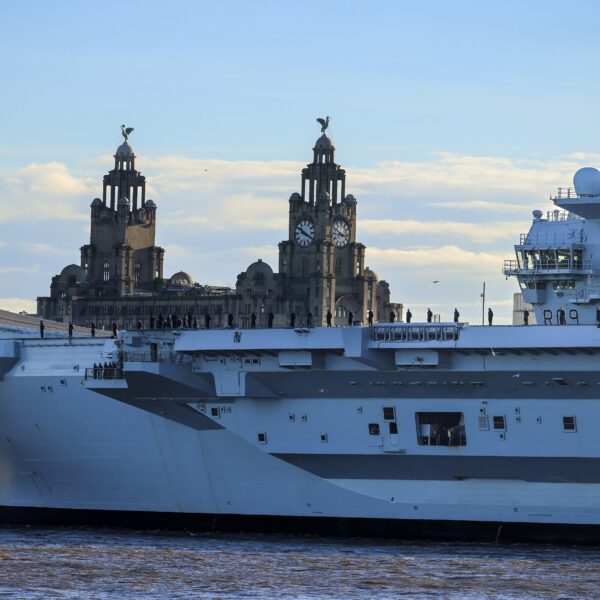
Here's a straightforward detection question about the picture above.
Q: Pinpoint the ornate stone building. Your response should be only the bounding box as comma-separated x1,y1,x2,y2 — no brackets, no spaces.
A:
37,125,401,329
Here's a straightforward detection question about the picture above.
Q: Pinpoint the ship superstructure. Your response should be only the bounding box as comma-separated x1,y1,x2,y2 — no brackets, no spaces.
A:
3,165,600,541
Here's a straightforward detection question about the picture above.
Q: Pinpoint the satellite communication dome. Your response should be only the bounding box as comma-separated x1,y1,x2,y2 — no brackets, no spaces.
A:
573,167,600,196
532,210,543,220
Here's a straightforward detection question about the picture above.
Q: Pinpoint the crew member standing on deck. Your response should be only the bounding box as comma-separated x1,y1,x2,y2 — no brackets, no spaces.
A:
406,309,412,323
348,311,353,326
307,312,313,328
68,322,73,339
488,307,494,326
389,310,395,323
91,321,96,338
251,313,257,328
367,310,374,327
326,310,332,327
39,320,44,339
112,322,118,338
523,309,529,326
290,312,296,328
427,308,433,323
454,308,460,323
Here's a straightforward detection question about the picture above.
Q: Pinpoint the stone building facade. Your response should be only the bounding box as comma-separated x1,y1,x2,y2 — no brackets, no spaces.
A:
37,126,401,330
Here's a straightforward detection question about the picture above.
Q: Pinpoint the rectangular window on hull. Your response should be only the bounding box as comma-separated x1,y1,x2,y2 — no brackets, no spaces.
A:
493,415,506,431
563,416,576,432
416,412,466,446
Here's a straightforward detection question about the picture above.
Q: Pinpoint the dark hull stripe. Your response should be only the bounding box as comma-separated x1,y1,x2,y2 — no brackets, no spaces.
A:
272,454,600,484
0,506,599,544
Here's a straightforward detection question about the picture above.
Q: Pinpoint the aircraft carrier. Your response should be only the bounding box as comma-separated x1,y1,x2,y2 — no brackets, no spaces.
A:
3,166,600,542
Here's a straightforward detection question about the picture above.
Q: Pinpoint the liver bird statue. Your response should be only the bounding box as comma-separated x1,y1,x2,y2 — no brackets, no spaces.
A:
121,124,134,142
316,116,330,134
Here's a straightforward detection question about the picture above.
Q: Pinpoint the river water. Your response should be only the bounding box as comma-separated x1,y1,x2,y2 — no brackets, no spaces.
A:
0,527,597,599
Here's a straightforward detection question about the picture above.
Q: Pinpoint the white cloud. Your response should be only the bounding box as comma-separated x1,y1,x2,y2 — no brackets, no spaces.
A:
359,219,522,243
0,298,37,314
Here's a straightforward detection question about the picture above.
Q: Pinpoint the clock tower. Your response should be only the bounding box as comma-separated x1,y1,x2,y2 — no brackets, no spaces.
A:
278,123,381,326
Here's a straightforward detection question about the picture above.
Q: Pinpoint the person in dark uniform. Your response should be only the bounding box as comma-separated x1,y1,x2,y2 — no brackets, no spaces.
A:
453,308,460,323
112,322,117,338
427,308,433,323
68,322,73,339
326,310,332,327
251,313,257,328
91,322,96,338
523,309,529,326
39,320,45,339
268,312,274,328
227,313,234,328
149,315,155,330
187,311,193,329
346,311,352,326
558,307,566,325
488,307,494,326
389,311,395,323
290,312,296,328
307,312,313,327
406,309,412,323
137,320,143,330
205,313,211,329
367,310,374,327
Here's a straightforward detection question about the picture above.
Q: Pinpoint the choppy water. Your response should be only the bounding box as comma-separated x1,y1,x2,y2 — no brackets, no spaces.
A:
0,527,598,599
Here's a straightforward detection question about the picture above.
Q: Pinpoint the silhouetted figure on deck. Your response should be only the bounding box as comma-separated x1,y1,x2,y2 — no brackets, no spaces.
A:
149,315,155,330
157,313,164,329
389,311,395,323
268,312,274,328
68,322,73,339
523,309,529,326
348,311,354,326
227,313,234,328
290,312,296,328
187,312,193,329
406,309,412,324
91,321,96,338
326,310,332,327
307,312,313,328
454,308,460,323
39,320,44,338
251,313,257,328
205,313,211,329
112,322,117,338
137,320,143,330
488,307,494,326
367,310,374,327
427,308,433,323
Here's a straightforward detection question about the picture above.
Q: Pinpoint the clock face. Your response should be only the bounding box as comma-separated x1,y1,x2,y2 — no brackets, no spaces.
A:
332,219,350,248
294,219,316,247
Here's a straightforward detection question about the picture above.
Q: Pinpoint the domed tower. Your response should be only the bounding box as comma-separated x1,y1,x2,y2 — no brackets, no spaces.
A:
79,126,164,296
277,118,372,326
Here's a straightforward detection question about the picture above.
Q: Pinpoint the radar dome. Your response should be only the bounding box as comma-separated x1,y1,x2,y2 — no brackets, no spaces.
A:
573,167,600,197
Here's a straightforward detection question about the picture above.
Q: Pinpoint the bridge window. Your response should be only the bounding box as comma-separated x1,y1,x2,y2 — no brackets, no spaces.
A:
563,416,576,432
416,412,466,446
493,415,506,431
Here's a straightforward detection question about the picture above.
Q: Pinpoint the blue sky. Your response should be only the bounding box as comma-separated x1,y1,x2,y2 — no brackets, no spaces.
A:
1,1,600,323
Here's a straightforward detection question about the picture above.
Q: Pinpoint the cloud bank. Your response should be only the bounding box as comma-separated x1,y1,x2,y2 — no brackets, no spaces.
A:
0,149,590,323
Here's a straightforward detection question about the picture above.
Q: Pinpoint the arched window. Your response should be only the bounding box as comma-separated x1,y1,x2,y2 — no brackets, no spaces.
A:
103,262,110,282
